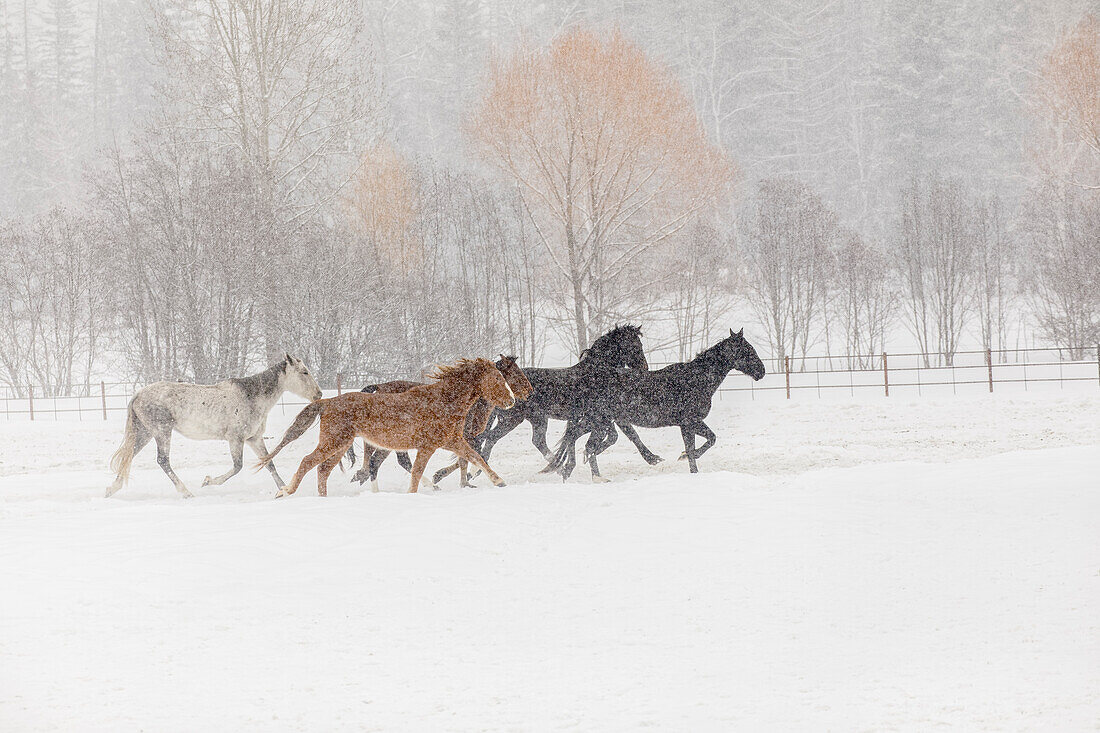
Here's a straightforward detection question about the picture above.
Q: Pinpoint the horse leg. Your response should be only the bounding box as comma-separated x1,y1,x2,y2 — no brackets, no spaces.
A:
154,432,193,498
353,449,383,486
585,426,615,483
202,438,244,487
408,448,438,493
692,422,717,459
449,439,506,487
316,447,348,498
620,423,663,465
478,408,524,465
530,414,553,460
276,446,330,498
431,459,462,486
679,422,717,461
397,452,412,472
680,424,699,474
557,423,584,482
246,435,285,489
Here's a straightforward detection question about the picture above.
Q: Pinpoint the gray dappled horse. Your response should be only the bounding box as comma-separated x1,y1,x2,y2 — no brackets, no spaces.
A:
107,354,323,498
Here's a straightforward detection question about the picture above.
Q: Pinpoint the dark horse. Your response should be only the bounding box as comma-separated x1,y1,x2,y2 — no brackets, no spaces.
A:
462,324,663,483
542,329,765,478
348,355,534,490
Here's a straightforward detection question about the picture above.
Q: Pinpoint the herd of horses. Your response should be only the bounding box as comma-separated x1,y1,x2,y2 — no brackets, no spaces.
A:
107,326,766,498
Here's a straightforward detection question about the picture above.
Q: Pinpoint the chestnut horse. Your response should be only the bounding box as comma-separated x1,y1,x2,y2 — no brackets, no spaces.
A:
255,358,516,497
349,355,534,490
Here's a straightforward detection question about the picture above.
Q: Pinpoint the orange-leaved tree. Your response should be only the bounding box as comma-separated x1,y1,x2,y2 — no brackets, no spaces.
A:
469,28,735,354
345,142,422,274
1037,13,1100,188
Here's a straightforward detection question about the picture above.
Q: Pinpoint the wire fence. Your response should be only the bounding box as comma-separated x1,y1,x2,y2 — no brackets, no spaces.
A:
2,345,1098,420
694,345,1100,401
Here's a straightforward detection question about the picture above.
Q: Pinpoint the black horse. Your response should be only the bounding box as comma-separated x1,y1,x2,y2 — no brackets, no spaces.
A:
542,328,766,478
447,324,664,484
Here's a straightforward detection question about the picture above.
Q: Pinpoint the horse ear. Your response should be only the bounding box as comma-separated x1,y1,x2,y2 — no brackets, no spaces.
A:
729,328,734,337
285,351,293,364
737,328,744,338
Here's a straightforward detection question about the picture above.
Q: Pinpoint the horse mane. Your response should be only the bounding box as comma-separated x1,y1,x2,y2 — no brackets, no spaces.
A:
580,324,642,360
428,358,491,383
229,359,286,400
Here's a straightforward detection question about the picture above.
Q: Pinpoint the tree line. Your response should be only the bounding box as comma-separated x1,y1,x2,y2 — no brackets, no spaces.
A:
0,2,1097,395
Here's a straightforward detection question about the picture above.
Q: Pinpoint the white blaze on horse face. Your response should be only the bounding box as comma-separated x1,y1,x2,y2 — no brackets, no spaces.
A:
503,380,516,409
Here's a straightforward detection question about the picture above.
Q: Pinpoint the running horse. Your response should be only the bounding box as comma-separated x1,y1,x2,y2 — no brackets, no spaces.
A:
256,358,517,497
348,355,534,490
543,329,766,478
107,354,323,497
468,324,663,482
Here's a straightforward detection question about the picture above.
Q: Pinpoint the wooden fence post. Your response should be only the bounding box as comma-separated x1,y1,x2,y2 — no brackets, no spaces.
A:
101,381,108,420
986,348,994,393
882,353,889,397
28,385,33,421
784,356,791,399
336,373,342,396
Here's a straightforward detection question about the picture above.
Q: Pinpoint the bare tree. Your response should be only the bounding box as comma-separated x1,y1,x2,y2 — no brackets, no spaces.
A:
1021,182,1100,356
828,232,895,367
742,178,837,364
0,209,109,396
664,220,737,361
151,0,378,218
972,195,1016,357
893,177,975,366
470,27,734,355
95,131,271,383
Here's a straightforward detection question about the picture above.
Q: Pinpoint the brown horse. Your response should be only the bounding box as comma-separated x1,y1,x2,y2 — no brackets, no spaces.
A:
350,355,534,490
255,358,516,497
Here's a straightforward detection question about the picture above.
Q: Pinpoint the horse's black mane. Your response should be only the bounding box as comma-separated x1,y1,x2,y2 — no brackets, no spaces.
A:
580,324,642,361
690,335,734,366
230,359,286,400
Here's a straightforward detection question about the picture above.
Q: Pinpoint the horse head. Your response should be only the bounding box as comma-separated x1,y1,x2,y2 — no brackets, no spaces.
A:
496,354,534,401
283,353,324,401
479,357,516,409
582,324,648,370
722,329,766,381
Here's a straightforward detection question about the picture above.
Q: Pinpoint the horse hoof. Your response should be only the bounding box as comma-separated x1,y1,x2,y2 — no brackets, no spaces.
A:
678,452,688,461
647,455,664,465
274,489,288,499
592,475,610,484
201,476,213,486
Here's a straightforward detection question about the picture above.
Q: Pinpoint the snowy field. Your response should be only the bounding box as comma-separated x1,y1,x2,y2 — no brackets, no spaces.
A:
1,393,1098,731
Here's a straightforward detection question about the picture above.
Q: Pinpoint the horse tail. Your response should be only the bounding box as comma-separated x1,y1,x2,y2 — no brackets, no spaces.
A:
540,422,585,474
109,399,140,482
253,400,325,470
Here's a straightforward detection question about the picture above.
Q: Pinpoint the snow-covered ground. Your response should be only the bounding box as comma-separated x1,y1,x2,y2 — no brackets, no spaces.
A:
1,394,1098,731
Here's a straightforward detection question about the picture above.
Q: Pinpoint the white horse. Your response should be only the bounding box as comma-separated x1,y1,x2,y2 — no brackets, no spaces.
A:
107,354,323,498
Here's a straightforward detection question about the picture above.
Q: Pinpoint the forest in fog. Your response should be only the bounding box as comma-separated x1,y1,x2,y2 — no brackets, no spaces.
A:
0,0,1097,394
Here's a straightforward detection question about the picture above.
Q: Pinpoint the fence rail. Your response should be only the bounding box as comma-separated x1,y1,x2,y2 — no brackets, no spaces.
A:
3,346,1098,420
